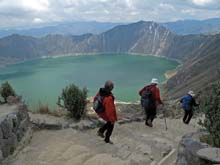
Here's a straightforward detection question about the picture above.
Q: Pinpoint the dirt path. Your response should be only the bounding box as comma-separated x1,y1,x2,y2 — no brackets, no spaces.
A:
6,118,199,165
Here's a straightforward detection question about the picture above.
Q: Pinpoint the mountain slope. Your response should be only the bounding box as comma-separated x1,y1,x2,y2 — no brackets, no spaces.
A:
0,21,176,61
100,21,175,55
165,34,220,98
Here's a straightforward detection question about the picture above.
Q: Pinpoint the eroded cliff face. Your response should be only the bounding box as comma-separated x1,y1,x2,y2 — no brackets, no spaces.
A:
96,21,175,55
165,34,220,99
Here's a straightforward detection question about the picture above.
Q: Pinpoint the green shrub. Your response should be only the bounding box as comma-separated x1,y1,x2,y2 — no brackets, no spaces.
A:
199,82,220,147
0,81,16,103
57,83,87,120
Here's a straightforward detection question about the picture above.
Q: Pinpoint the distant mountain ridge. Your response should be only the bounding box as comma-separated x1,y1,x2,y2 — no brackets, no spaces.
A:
1,18,220,39
0,21,176,60
0,21,123,38
162,18,220,35
0,20,219,98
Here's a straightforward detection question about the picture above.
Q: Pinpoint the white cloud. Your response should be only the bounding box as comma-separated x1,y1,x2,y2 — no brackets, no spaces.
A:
187,0,220,9
159,3,175,11
0,0,220,28
21,0,50,11
192,0,213,6
33,18,44,23
181,9,196,15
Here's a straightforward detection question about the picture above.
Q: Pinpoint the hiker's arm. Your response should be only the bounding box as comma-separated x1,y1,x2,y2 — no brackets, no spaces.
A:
93,92,99,102
192,98,199,106
155,88,163,104
139,86,146,96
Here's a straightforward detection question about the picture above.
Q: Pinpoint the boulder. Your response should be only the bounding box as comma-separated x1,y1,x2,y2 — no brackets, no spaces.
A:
176,131,220,165
0,103,31,161
197,148,220,164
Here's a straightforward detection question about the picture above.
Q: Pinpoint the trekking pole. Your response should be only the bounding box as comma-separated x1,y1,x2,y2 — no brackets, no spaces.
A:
163,107,168,131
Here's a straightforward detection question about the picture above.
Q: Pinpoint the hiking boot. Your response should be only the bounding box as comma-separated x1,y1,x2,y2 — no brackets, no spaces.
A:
185,121,190,124
145,120,148,126
183,120,189,124
97,131,105,138
147,120,153,127
145,121,150,127
148,123,153,127
104,139,114,144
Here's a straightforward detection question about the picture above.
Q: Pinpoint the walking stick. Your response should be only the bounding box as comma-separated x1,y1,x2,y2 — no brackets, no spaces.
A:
163,108,168,131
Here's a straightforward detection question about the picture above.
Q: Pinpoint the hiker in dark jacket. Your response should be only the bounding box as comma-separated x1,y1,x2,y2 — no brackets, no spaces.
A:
180,91,199,124
94,80,117,144
139,78,163,127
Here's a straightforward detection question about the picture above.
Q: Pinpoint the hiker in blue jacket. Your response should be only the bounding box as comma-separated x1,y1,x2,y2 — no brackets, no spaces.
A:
180,91,199,124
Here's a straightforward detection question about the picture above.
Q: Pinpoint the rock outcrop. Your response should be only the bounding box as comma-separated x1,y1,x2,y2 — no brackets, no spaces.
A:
176,131,220,165
0,103,32,163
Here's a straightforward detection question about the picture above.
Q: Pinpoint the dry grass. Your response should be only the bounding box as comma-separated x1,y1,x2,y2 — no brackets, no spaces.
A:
33,102,67,117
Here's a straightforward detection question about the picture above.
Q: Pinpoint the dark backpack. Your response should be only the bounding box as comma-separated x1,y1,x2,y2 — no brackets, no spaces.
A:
93,95,105,113
141,86,156,109
181,95,193,111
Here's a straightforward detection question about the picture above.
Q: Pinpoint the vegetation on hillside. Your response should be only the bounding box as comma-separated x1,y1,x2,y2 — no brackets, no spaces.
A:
199,82,220,147
57,83,87,120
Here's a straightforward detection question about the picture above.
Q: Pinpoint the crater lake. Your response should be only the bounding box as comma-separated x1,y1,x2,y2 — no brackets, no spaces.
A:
0,54,178,109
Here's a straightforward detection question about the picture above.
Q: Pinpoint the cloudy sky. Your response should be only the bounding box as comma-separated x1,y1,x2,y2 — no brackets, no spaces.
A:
0,0,220,29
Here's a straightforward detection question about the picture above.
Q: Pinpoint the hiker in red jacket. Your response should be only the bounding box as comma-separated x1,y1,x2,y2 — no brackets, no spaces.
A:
139,78,163,127
94,80,117,144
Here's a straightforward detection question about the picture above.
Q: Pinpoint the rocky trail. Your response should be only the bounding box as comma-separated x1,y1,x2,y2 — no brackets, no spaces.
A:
6,115,199,165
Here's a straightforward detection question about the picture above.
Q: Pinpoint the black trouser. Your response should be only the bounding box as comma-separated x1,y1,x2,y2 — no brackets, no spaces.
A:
145,107,157,124
98,121,114,142
183,110,193,124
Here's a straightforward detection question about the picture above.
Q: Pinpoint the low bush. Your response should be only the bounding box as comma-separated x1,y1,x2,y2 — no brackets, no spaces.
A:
0,81,16,103
57,83,87,120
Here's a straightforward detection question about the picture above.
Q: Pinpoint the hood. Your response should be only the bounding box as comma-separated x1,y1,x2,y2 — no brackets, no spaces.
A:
99,88,112,97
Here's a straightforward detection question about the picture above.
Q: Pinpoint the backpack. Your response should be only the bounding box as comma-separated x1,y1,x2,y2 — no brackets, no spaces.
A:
93,95,105,113
141,86,156,109
182,95,193,111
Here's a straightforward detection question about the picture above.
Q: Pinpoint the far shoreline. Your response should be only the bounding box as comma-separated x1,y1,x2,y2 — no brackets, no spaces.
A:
0,52,180,108
0,52,181,69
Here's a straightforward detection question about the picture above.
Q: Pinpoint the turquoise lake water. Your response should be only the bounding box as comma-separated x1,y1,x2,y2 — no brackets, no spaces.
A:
0,54,178,109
